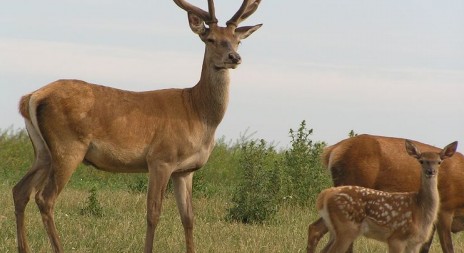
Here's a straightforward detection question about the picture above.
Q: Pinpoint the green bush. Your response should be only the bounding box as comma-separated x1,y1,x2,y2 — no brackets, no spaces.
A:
227,139,281,224
280,120,330,206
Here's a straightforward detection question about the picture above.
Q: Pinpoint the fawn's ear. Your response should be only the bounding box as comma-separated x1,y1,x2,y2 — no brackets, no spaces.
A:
405,140,421,159
441,141,458,160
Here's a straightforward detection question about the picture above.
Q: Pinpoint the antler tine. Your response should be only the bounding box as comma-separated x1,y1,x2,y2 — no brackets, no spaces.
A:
173,0,212,23
226,0,261,27
207,0,218,24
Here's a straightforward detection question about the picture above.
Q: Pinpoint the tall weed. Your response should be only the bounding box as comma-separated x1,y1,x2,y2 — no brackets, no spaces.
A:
80,186,104,217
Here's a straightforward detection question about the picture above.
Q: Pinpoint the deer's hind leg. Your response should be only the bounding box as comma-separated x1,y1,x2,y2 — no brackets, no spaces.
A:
321,211,360,253
307,217,329,253
326,230,359,253
13,120,52,253
34,142,88,253
387,239,406,253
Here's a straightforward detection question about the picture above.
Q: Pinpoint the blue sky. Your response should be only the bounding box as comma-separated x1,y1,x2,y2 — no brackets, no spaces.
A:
1,0,463,151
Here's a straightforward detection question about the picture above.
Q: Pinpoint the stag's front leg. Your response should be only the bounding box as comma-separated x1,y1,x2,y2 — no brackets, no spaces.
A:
172,172,195,253
437,211,455,253
144,162,172,253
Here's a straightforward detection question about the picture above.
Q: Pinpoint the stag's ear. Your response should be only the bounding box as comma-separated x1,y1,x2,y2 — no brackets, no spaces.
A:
188,12,206,35
440,141,458,160
235,24,262,40
405,140,421,159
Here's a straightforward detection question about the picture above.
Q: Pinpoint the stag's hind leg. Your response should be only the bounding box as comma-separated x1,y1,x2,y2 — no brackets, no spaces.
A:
13,165,50,253
34,146,87,253
13,121,51,253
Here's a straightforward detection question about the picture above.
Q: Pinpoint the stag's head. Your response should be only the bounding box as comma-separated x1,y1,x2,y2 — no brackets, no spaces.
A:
174,0,262,70
406,140,458,178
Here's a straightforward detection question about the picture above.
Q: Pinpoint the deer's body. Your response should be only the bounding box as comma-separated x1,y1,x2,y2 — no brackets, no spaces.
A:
13,1,262,253
307,135,464,253
318,186,436,252
317,140,457,253
19,79,218,174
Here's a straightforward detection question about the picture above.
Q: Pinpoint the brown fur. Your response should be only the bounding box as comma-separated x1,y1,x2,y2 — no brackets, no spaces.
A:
19,94,32,120
12,1,262,253
308,134,464,253
316,140,457,253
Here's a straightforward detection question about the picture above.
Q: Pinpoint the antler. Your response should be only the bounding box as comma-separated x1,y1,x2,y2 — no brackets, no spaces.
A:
173,0,218,24
227,0,261,27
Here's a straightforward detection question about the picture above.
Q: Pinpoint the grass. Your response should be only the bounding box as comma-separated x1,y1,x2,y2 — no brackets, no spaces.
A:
1,127,463,252
1,183,461,252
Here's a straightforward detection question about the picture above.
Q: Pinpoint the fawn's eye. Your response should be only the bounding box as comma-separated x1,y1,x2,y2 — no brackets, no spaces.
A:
206,38,215,44
419,160,424,164
438,161,442,165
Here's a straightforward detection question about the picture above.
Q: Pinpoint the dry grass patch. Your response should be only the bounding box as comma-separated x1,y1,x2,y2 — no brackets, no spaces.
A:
1,184,462,252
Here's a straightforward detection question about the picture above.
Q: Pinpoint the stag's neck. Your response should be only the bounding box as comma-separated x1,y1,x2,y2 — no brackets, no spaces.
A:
191,59,230,128
417,175,440,228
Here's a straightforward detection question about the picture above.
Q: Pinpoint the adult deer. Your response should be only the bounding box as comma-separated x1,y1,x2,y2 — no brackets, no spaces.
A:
307,135,464,253
12,1,262,252
317,140,457,253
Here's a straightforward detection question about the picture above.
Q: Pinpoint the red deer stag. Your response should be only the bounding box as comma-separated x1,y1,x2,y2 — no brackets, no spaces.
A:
307,134,464,253
12,1,262,252
317,140,457,253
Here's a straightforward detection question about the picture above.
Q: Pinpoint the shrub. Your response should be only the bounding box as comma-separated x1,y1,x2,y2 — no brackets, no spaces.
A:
227,139,281,224
348,130,358,138
280,120,330,206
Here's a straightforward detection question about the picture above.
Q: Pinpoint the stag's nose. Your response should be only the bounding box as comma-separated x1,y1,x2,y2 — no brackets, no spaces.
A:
229,53,241,64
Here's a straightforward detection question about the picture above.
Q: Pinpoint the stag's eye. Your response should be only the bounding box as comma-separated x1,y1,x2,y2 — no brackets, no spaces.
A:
419,160,424,164
206,38,216,44
438,161,442,165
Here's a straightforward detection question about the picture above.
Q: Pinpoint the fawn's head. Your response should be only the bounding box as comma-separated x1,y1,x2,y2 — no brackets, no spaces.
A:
405,140,458,178
174,0,262,70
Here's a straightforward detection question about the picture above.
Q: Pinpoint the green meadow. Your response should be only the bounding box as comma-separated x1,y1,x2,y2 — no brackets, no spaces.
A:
0,124,461,252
